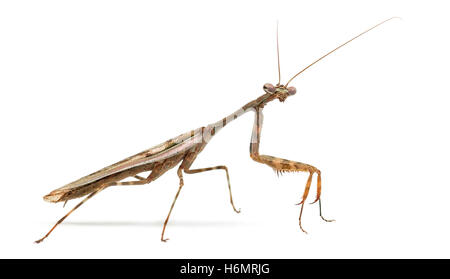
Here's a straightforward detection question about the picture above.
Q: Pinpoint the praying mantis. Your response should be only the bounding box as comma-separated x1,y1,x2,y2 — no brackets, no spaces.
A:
35,17,398,243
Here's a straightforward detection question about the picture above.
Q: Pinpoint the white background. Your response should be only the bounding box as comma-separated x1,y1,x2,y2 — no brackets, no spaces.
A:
1,0,449,259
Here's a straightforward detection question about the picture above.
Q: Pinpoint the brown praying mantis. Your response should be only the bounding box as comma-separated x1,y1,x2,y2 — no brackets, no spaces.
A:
35,17,398,243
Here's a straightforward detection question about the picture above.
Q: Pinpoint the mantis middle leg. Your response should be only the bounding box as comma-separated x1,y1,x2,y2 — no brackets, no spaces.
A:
160,150,241,241
185,166,241,213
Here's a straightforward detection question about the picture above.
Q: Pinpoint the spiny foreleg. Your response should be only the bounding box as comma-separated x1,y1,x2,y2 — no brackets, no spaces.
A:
253,155,333,233
249,107,334,233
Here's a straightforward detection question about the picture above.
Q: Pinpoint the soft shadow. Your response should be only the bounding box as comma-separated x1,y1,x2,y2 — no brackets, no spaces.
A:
62,220,246,228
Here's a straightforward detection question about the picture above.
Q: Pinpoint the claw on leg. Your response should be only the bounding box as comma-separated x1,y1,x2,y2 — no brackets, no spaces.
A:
299,202,308,234
296,172,313,205
319,198,335,223
310,171,321,204
297,172,314,233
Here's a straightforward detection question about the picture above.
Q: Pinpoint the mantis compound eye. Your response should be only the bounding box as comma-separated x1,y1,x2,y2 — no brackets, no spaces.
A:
287,86,297,95
263,83,276,94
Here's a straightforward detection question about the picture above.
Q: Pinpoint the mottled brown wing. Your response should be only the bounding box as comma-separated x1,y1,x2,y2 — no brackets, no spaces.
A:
45,128,202,198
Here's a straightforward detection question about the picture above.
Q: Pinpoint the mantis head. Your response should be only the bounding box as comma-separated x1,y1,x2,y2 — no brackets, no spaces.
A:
263,83,296,102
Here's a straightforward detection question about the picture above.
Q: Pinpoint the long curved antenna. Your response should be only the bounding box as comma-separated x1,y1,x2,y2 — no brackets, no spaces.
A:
285,17,400,86
276,21,281,85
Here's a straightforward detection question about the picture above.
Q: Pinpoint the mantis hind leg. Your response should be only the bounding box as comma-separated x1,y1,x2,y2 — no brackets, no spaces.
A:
35,185,107,244
133,175,146,180
35,170,158,244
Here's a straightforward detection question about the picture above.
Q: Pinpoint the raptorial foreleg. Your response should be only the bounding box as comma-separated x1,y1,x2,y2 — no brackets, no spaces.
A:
249,107,334,233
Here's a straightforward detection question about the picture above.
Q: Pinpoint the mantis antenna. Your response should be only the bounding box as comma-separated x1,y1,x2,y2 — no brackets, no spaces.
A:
276,21,281,86
285,17,400,86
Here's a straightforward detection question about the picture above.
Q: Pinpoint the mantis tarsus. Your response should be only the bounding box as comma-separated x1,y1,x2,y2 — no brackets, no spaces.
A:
35,17,398,243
